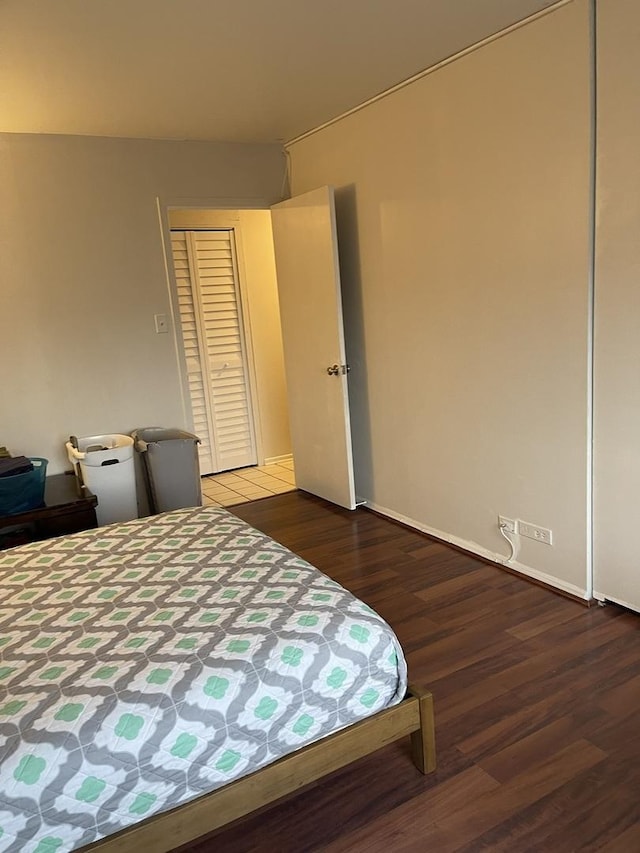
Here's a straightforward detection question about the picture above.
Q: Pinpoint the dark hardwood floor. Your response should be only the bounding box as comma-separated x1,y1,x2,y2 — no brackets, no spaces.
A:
185,491,640,852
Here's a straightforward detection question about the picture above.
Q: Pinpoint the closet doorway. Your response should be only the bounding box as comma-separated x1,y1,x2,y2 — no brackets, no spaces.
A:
166,207,292,479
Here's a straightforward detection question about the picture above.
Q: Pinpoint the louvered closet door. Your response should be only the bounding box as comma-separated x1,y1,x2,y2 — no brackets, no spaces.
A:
171,232,216,474
171,230,257,475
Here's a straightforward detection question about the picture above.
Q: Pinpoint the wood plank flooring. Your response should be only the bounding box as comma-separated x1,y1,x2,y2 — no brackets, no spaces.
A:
184,491,640,852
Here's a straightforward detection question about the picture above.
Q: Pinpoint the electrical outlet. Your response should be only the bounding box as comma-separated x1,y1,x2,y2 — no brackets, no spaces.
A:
518,520,553,545
498,515,516,534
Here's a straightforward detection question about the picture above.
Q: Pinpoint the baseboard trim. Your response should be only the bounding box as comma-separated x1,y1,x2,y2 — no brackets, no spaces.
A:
263,454,293,466
365,501,590,603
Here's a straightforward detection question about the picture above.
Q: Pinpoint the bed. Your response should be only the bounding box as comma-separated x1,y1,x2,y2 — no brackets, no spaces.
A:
0,505,435,853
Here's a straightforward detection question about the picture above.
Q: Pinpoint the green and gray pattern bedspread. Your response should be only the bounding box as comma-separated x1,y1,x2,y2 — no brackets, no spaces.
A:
0,506,407,852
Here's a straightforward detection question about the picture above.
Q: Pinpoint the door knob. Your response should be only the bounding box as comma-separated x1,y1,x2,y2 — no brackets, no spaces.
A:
327,364,350,376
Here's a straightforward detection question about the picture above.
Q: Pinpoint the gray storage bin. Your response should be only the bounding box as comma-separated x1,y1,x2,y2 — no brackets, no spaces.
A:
132,428,201,514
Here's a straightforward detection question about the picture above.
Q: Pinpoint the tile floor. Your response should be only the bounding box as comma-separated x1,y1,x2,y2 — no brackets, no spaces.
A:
200,459,296,507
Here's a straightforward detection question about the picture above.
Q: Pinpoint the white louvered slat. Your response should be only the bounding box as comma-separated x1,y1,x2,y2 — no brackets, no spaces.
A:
170,229,257,474
193,230,256,471
171,231,215,475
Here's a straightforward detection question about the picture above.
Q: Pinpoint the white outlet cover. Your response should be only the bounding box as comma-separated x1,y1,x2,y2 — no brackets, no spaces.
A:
518,520,553,545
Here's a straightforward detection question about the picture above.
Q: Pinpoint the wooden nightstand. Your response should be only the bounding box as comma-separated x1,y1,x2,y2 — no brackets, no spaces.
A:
0,473,98,549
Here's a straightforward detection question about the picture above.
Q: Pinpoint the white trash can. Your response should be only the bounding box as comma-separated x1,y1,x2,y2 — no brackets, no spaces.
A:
66,434,138,526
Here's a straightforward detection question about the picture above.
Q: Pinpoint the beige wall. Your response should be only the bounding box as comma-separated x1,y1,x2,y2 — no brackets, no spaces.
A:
167,209,291,463
593,0,640,608
288,1,592,595
0,133,284,473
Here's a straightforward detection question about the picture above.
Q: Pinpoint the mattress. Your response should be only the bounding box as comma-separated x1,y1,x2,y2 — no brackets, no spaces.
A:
0,506,407,852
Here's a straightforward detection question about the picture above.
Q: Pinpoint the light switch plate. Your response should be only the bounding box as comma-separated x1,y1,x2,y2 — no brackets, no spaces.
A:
154,313,169,334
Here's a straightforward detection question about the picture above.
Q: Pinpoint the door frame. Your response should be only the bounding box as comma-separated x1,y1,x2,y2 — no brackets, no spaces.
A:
157,197,270,467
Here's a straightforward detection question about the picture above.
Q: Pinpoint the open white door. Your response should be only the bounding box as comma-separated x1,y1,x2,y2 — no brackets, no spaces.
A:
271,186,356,509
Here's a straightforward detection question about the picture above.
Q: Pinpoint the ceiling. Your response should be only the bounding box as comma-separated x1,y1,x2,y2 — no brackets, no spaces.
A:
0,0,564,144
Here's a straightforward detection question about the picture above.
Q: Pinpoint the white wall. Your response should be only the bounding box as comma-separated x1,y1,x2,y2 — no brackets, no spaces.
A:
288,0,592,595
0,133,284,473
167,208,291,463
593,0,640,609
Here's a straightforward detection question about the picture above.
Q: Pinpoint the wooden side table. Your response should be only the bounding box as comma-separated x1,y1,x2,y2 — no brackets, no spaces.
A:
0,473,98,549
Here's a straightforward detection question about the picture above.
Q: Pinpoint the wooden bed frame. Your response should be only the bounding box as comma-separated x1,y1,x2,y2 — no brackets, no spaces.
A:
81,683,435,853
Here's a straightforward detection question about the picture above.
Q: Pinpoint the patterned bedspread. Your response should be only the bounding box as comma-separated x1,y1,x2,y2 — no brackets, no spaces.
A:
0,506,407,852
